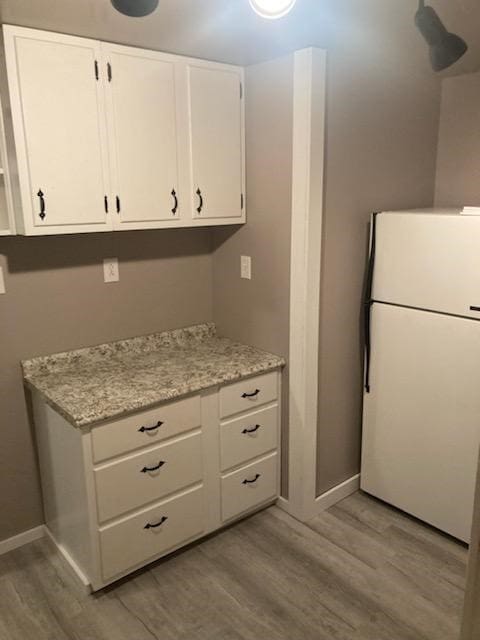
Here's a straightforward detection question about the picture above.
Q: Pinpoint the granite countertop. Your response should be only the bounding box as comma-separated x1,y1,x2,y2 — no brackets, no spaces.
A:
22,323,285,428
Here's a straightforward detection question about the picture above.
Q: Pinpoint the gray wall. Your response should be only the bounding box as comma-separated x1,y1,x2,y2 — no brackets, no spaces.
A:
0,229,213,541
212,55,293,497
435,72,480,207
316,53,442,495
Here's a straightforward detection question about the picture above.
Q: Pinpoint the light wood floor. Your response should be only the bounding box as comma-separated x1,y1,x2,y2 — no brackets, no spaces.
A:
0,491,467,640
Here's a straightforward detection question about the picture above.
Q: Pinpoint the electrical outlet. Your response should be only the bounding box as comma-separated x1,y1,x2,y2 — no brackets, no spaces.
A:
0,266,5,294
241,255,252,280
103,258,119,283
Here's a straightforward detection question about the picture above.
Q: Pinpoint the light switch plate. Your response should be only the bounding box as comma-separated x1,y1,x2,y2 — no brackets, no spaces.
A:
103,258,119,283
0,266,5,294
241,255,251,280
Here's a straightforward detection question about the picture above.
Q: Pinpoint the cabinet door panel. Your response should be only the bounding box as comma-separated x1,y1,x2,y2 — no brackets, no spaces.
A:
104,45,181,228
188,64,243,220
5,27,110,233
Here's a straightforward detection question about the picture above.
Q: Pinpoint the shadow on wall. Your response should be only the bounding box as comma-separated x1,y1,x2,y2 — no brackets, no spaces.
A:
0,227,214,273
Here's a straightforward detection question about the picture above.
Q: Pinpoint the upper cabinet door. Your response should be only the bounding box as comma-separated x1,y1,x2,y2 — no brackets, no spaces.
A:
186,63,245,222
102,44,182,230
3,26,111,235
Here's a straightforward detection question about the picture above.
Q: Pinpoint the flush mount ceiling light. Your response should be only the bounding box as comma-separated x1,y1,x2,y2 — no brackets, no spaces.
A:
415,0,468,71
111,0,159,17
249,0,297,20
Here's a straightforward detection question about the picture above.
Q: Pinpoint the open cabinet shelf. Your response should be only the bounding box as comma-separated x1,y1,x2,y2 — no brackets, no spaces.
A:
0,90,16,235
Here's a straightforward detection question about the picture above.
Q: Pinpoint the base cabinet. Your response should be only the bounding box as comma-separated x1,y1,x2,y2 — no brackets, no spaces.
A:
32,369,281,591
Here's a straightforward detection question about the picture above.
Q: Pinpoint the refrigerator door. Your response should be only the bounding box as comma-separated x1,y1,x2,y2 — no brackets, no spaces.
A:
373,212,480,319
361,302,480,541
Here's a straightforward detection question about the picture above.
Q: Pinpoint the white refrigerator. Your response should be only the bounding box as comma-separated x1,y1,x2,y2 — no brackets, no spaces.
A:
361,209,480,542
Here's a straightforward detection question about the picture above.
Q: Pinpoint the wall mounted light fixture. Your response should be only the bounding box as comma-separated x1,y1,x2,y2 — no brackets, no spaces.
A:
415,0,468,71
248,0,297,20
111,0,159,17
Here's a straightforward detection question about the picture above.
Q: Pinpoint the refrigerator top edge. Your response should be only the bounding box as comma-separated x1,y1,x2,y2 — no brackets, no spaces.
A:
377,207,463,217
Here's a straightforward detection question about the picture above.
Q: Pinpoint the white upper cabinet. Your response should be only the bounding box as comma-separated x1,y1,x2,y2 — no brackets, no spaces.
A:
2,25,246,235
187,63,245,222
3,26,111,235
102,44,184,229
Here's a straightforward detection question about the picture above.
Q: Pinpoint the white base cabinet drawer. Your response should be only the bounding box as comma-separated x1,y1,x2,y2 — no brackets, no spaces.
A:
219,371,278,419
220,404,278,471
99,486,204,580
92,395,201,463
94,433,203,522
221,453,278,522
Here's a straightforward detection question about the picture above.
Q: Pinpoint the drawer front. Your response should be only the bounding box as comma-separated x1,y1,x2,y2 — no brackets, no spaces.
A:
220,404,278,471
99,486,204,580
219,371,278,419
91,395,201,463
95,433,203,522
221,453,278,522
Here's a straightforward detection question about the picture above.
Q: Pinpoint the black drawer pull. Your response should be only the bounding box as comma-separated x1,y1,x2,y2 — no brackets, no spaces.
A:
138,421,163,433
140,461,165,473
242,424,261,434
242,474,261,485
144,516,168,530
470,306,480,312
242,389,260,399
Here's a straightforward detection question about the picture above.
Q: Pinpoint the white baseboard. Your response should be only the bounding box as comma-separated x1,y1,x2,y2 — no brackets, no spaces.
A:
313,474,360,515
0,524,45,556
43,526,91,592
277,474,360,522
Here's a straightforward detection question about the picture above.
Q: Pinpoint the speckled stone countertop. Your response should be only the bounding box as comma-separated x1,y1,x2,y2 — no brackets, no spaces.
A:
22,323,285,428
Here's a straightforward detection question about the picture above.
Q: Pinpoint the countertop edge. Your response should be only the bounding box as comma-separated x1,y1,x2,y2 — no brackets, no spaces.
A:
26,358,285,429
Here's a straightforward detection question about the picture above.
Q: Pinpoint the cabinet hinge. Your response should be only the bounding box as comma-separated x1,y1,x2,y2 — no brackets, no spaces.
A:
104,196,108,213
240,81,243,100
116,196,121,213
241,193,244,210
107,62,112,82
94,60,99,81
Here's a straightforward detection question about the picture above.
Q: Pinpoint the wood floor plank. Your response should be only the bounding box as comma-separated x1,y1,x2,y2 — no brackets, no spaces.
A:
0,491,467,640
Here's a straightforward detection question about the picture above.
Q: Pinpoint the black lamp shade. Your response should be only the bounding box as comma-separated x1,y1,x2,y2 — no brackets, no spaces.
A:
111,0,159,17
415,3,468,72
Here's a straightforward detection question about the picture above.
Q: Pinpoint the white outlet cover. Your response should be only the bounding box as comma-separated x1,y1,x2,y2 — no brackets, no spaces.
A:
103,258,119,283
241,255,252,280
0,266,5,294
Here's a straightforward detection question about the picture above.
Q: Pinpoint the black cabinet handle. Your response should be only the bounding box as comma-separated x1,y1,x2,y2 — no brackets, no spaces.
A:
242,389,260,399
140,461,165,473
138,421,163,433
470,306,480,312
196,188,203,213
144,516,168,530
37,189,46,220
242,474,260,485
242,424,261,434
171,189,178,214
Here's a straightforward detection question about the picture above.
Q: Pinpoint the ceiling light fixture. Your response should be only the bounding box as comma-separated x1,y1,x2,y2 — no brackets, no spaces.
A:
415,0,468,72
248,0,297,20
111,0,159,18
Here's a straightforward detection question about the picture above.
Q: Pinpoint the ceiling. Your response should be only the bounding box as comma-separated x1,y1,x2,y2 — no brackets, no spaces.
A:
0,0,478,76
